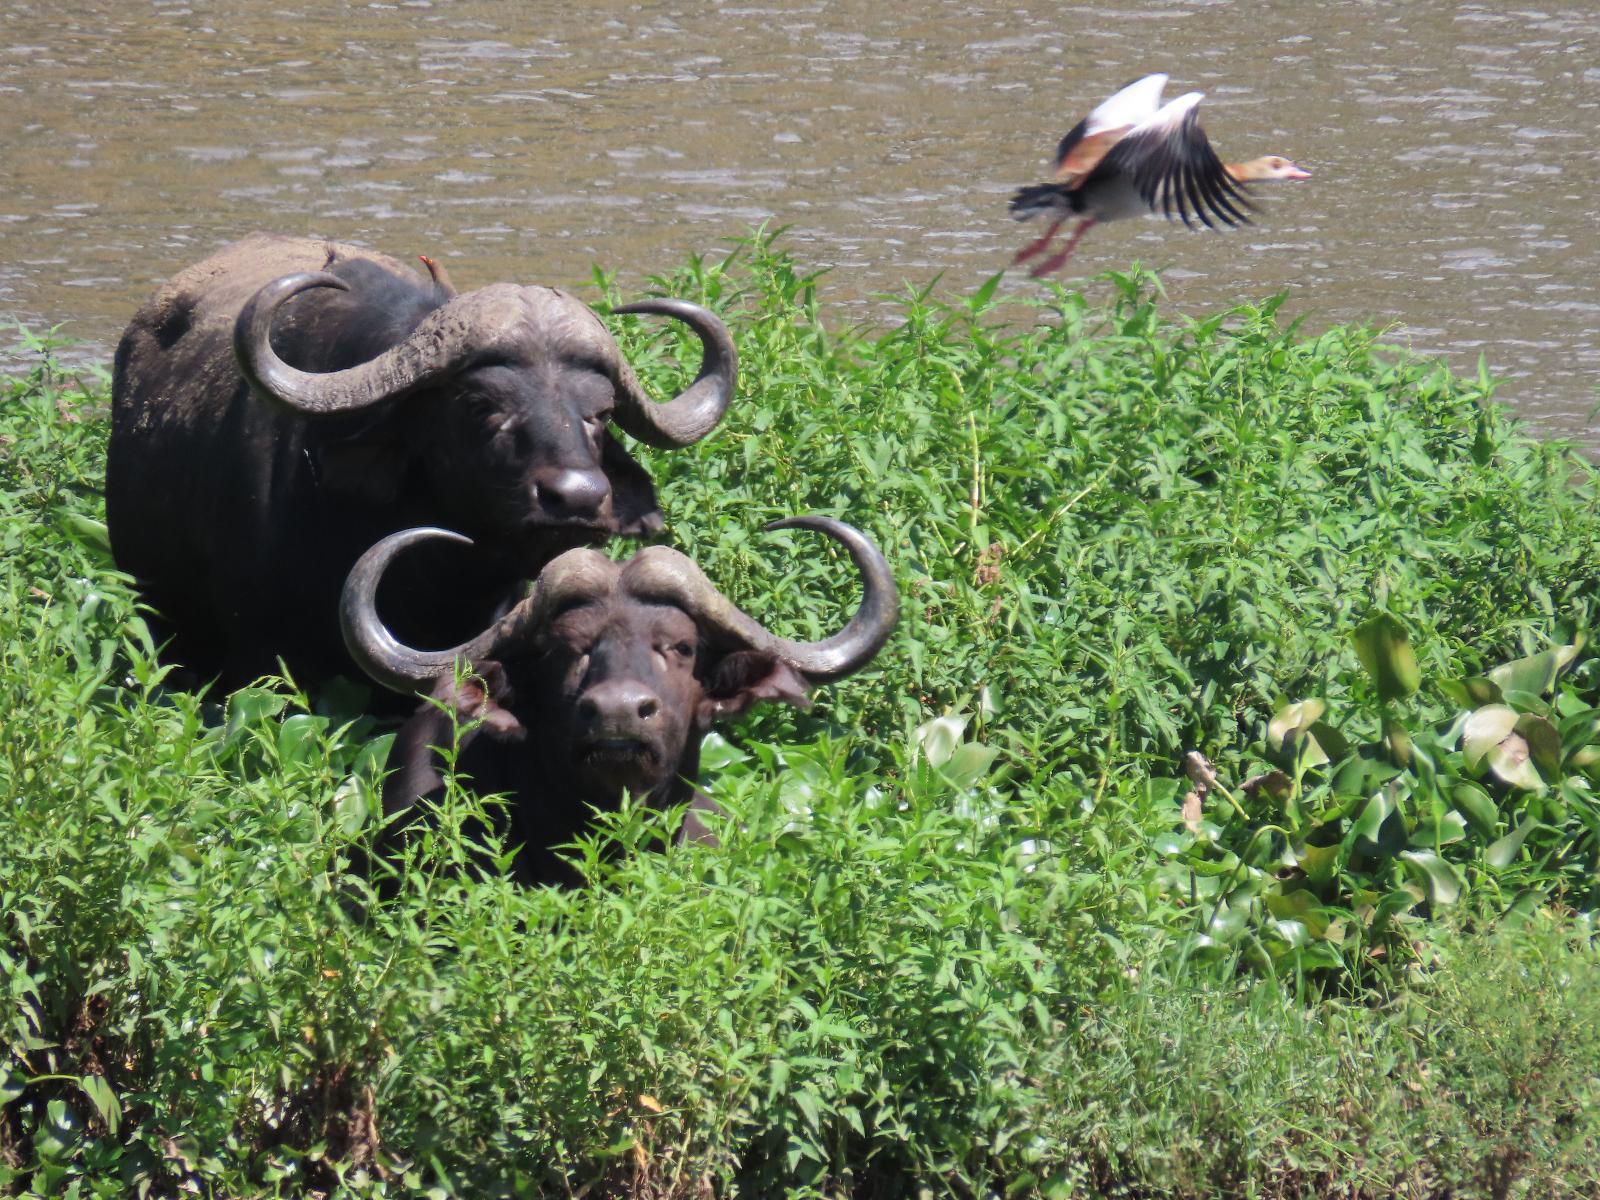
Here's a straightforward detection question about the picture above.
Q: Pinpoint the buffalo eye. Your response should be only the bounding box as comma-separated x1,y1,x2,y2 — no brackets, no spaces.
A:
656,640,694,663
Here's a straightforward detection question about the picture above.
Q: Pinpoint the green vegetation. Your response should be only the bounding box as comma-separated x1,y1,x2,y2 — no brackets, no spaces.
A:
4,239,1600,1197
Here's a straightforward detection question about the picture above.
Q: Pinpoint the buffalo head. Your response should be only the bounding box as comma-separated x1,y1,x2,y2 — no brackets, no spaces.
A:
342,517,898,881
235,269,736,548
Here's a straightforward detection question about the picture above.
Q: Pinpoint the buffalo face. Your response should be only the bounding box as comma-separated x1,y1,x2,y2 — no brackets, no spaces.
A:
405,341,653,554
237,273,738,553
344,518,900,869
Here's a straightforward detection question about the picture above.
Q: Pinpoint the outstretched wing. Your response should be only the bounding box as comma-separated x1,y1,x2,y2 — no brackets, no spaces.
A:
1096,92,1254,228
1052,73,1169,189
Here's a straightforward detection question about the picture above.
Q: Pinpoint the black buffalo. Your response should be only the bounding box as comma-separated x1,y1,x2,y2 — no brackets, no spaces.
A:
341,516,898,885
106,232,735,690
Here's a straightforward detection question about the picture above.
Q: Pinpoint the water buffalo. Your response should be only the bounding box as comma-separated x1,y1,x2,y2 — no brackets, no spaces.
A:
341,516,898,885
106,232,735,691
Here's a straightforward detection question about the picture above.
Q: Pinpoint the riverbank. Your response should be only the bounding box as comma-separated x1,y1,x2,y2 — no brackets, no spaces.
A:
4,243,1600,1196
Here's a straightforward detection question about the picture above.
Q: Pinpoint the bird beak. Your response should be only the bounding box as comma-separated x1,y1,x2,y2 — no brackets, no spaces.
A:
1284,164,1313,181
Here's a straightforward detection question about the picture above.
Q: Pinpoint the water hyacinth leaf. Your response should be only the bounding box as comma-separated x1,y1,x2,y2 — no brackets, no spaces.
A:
1560,711,1600,755
1206,899,1251,943
1411,807,1468,848
1450,781,1500,839
1502,887,1544,923
1513,713,1562,777
1383,717,1413,768
1351,790,1407,858
1486,732,1545,791
1461,704,1519,770
1570,745,1600,771
941,741,1000,789
1439,675,1502,707
1267,699,1325,752
1353,612,1421,702
1306,720,1351,764
697,731,749,772
277,713,324,766
1399,850,1463,905
1265,887,1332,938
1293,942,1348,972
914,713,968,769
1344,793,1408,857
1485,814,1540,868
1295,841,1341,884
1268,917,1311,949
1487,644,1581,697
1372,886,1421,926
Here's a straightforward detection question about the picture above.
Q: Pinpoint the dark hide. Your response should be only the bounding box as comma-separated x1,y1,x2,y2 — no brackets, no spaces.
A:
106,233,665,692
378,598,811,887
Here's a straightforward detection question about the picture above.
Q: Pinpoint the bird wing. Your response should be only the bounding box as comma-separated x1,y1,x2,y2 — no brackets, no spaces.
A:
1095,91,1254,228
1052,74,1168,189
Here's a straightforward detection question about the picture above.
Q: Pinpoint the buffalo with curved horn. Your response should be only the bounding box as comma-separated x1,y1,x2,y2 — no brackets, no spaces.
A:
107,232,736,690
343,516,898,885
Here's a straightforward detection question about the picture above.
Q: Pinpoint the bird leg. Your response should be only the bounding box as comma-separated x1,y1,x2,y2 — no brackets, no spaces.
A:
1011,216,1067,266
1028,218,1097,278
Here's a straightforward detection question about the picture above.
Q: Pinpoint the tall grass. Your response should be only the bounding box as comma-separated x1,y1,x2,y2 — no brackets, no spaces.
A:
4,240,1600,1197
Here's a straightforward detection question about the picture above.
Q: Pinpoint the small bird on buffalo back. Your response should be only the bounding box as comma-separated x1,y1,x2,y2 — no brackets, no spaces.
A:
1009,73,1311,277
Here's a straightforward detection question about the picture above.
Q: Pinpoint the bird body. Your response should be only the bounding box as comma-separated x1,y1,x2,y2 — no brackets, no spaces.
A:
1010,74,1310,276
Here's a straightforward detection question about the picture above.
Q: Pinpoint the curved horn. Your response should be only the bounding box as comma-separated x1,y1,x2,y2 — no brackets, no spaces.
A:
340,526,618,694
235,275,521,417
622,516,899,683
607,298,737,449
340,527,498,693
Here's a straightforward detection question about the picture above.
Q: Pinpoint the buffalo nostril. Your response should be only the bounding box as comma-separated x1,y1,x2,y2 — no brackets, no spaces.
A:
637,697,658,721
577,697,599,722
534,468,610,518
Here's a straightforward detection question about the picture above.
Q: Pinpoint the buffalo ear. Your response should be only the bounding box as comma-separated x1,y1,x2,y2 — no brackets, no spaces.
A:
430,660,526,741
698,650,811,724
601,430,665,536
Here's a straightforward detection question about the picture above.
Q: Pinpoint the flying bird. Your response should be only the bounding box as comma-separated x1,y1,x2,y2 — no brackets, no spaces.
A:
1009,73,1311,277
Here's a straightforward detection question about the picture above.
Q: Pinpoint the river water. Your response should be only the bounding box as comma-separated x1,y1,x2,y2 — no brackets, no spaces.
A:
3,0,1597,444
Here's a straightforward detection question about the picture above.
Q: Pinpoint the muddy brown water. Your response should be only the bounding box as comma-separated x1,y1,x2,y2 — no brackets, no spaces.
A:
3,0,1598,444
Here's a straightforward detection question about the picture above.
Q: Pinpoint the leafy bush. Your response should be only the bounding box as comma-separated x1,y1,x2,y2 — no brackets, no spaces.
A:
4,238,1600,1197
1163,614,1600,985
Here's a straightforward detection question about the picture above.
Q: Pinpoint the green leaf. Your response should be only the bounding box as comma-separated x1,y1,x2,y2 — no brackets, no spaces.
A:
78,1074,120,1136
1383,717,1413,768
1353,612,1421,702
1502,888,1544,923
1295,841,1341,884
1449,781,1500,839
1350,790,1407,858
1440,675,1503,707
1399,850,1463,905
941,742,999,789
914,713,968,769
1488,644,1580,697
277,713,323,766
58,512,111,554
970,270,1004,309
1513,713,1562,778
1487,732,1545,792
1410,808,1468,848
1268,699,1325,752
1485,814,1539,868
1461,705,1519,770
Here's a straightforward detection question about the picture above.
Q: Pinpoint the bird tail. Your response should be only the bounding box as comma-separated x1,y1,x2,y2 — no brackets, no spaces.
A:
1009,183,1073,221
